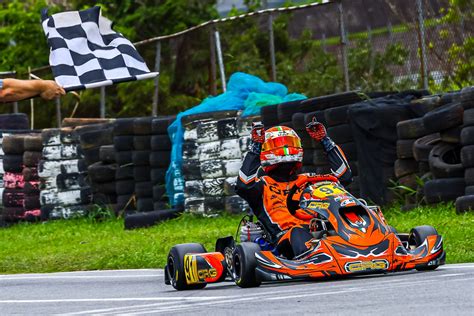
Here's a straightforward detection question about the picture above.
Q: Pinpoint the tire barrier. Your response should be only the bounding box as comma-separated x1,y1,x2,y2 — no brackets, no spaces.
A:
181,111,252,216
39,125,91,220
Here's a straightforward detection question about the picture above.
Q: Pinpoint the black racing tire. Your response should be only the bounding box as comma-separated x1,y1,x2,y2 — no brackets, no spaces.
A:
23,135,43,152
456,195,474,213
114,118,136,136
410,96,442,116
63,118,112,128
398,173,418,189
135,181,153,198
23,167,38,181
151,168,167,184
409,225,441,270
304,111,326,126
466,186,474,195
182,141,198,159
114,136,134,151
217,117,238,139
153,184,167,201
133,117,154,135
133,135,152,151
465,168,474,186
339,142,357,160
261,104,279,128
461,126,474,146
428,143,463,178
0,113,29,130
397,118,428,140
151,135,172,151
461,86,474,107
115,165,134,180
182,159,202,181
464,109,474,126
132,150,151,166
124,209,180,230
136,197,154,212
116,180,135,195
327,124,353,144
116,194,136,210
232,242,261,288
82,147,101,166
56,173,86,191
24,194,41,210
167,243,208,291
152,116,175,135
79,128,114,150
298,91,362,113
134,166,151,182
150,151,171,168
440,125,462,144
396,139,415,159
419,161,430,174
324,105,349,127
3,155,24,173
99,145,116,163
2,188,25,208
424,178,465,204
413,133,441,162
291,112,306,132
440,92,461,105
461,145,474,168
394,159,419,179
92,181,117,195
423,103,464,133
41,128,61,146
88,162,117,183
23,151,42,167
2,134,26,154
277,100,304,123
115,151,133,165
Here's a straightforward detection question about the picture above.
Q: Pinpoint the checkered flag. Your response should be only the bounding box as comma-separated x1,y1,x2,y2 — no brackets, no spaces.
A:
41,6,158,91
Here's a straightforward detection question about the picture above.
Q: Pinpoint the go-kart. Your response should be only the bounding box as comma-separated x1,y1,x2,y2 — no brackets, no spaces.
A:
164,175,445,290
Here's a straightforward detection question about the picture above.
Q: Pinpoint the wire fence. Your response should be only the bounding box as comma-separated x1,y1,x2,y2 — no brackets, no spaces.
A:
10,0,474,124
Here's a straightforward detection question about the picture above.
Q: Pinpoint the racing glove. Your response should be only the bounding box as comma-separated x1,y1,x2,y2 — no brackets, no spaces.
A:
306,117,335,152
249,122,265,154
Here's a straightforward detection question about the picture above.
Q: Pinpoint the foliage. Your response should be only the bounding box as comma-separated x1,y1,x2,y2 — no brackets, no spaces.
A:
0,204,472,274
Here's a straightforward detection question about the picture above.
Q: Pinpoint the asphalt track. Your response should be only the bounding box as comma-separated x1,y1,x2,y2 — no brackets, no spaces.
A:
0,263,473,315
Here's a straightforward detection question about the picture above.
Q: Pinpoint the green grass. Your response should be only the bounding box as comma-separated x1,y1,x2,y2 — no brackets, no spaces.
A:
0,204,473,274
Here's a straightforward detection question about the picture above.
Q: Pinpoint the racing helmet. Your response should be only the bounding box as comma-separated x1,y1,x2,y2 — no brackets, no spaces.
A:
260,126,303,173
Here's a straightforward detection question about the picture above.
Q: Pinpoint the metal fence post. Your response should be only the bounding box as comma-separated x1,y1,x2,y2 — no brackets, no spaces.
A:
387,21,394,43
367,25,374,75
13,102,18,113
416,0,429,90
268,13,277,82
56,97,62,128
209,26,217,95
152,41,161,116
100,86,106,118
214,29,227,92
338,1,350,91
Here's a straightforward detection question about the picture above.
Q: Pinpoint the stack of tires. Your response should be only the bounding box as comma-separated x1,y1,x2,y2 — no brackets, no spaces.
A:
2,133,38,221
420,96,466,205
456,87,474,213
113,118,136,214
74,122,117,208
39,127,91,219
150,116,175,209
22,134,43,220
132,117,155,212
182,111,242,216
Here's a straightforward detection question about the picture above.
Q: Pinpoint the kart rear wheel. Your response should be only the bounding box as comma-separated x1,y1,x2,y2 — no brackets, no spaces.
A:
409,225,441,271
167,243,207,291
232,242,261,288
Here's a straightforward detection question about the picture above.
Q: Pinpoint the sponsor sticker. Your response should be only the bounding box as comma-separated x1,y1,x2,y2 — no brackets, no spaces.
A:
184,254,199,284
344,259,389,273
308,201,330,209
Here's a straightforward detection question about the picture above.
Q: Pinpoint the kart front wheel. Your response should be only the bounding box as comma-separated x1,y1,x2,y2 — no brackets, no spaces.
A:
232,242,261,288
167,243,207,291
409,225,441,271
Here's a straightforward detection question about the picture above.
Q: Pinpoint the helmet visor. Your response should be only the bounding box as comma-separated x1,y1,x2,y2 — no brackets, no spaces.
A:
262,135,301,152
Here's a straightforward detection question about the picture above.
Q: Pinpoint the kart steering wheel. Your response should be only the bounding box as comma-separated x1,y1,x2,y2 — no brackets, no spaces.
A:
286,175,339,215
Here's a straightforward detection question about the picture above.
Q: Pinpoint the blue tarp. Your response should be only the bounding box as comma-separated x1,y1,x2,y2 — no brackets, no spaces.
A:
166,72,306,206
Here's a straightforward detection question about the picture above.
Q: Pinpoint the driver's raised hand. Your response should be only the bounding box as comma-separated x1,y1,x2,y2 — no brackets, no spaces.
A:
251,122,265,144
305,117,327,142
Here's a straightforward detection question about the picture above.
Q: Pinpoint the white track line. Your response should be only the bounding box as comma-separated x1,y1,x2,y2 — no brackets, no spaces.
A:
0,275,161,281
0,297,225,304
131,277,474,315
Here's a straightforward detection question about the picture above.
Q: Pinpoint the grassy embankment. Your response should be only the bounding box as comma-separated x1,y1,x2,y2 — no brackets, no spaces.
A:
0,203,473,274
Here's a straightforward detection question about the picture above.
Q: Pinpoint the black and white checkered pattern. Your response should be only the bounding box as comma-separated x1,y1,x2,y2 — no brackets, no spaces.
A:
41,6,158,91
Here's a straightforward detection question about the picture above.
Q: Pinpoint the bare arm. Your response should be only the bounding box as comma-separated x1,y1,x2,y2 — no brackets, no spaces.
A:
0,79,65,102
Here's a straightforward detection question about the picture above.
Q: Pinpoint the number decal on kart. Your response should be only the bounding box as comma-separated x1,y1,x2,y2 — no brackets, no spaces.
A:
312,184,345,198
184,254,199,284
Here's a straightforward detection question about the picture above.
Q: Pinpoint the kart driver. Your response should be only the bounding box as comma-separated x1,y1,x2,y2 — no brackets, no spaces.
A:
236,119,352,259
